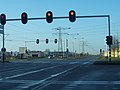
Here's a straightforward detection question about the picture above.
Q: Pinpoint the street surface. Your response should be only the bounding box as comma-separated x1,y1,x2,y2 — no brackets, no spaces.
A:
0,56,120,90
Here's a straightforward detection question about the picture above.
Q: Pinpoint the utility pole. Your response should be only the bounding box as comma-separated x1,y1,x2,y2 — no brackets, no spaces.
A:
53,27,71,57
79,38,88,55
82,41,85,54
67,33,79,52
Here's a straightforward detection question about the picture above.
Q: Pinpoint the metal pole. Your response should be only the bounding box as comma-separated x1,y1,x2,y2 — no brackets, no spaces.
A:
82,41,85,54
25,41,27,47
108,15,111,61
2,25,5,62
66,39,68,58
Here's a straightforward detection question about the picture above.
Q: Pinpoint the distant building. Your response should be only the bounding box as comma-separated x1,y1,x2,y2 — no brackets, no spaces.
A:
28,51,44,57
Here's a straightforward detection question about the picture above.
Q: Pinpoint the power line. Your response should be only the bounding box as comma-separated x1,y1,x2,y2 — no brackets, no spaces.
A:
52,27,71,53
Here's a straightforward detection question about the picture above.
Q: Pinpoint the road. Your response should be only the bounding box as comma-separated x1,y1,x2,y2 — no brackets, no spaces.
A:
0,56,120,90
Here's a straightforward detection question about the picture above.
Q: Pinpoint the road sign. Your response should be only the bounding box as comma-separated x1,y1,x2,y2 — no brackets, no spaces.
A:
1,48,6,52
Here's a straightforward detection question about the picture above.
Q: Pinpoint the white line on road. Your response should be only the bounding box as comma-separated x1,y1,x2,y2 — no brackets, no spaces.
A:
0,65,59,80
0,60,92,89
0,61,91,81
83,61,90,65
24,65,79,89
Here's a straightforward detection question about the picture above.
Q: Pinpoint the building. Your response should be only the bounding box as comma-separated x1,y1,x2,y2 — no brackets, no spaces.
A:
104,47,120,57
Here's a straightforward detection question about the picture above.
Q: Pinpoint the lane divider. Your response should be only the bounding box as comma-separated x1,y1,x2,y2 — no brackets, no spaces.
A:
0,65,59,80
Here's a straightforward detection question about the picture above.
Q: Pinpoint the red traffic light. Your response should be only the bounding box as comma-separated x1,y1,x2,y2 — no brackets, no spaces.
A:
0,14,6,25
21,12,28,24
46,11,53,23
69,10,76,22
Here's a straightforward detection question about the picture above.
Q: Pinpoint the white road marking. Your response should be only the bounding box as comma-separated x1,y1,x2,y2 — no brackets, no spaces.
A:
0,65,58,80
23,65,79,89
3,61,89,80
82,61,90,65
0,60,92,89
0,79,38,84
70,62,78,64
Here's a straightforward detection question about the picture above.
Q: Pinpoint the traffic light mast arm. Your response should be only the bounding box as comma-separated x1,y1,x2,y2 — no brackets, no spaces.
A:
6,15,110,21
6,17,46,21
25,41,36,47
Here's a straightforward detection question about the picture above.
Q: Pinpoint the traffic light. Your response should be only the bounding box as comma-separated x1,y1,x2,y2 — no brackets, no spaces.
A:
46,39,49,44
0,14,6,25
46,11,53,23
69,10,76,22
106,36,109,45
54,39,57,43
109,36,113,45
100,49,102,53
36,39,39,44
66,48,69,53
106,36,112,45
21,12,28,24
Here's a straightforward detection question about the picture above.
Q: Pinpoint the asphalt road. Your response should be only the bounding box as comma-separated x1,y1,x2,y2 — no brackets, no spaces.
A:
0,56,120,90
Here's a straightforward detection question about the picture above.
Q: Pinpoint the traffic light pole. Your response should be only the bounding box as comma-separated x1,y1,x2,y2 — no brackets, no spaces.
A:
2,25,5,62
108,16,111,61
